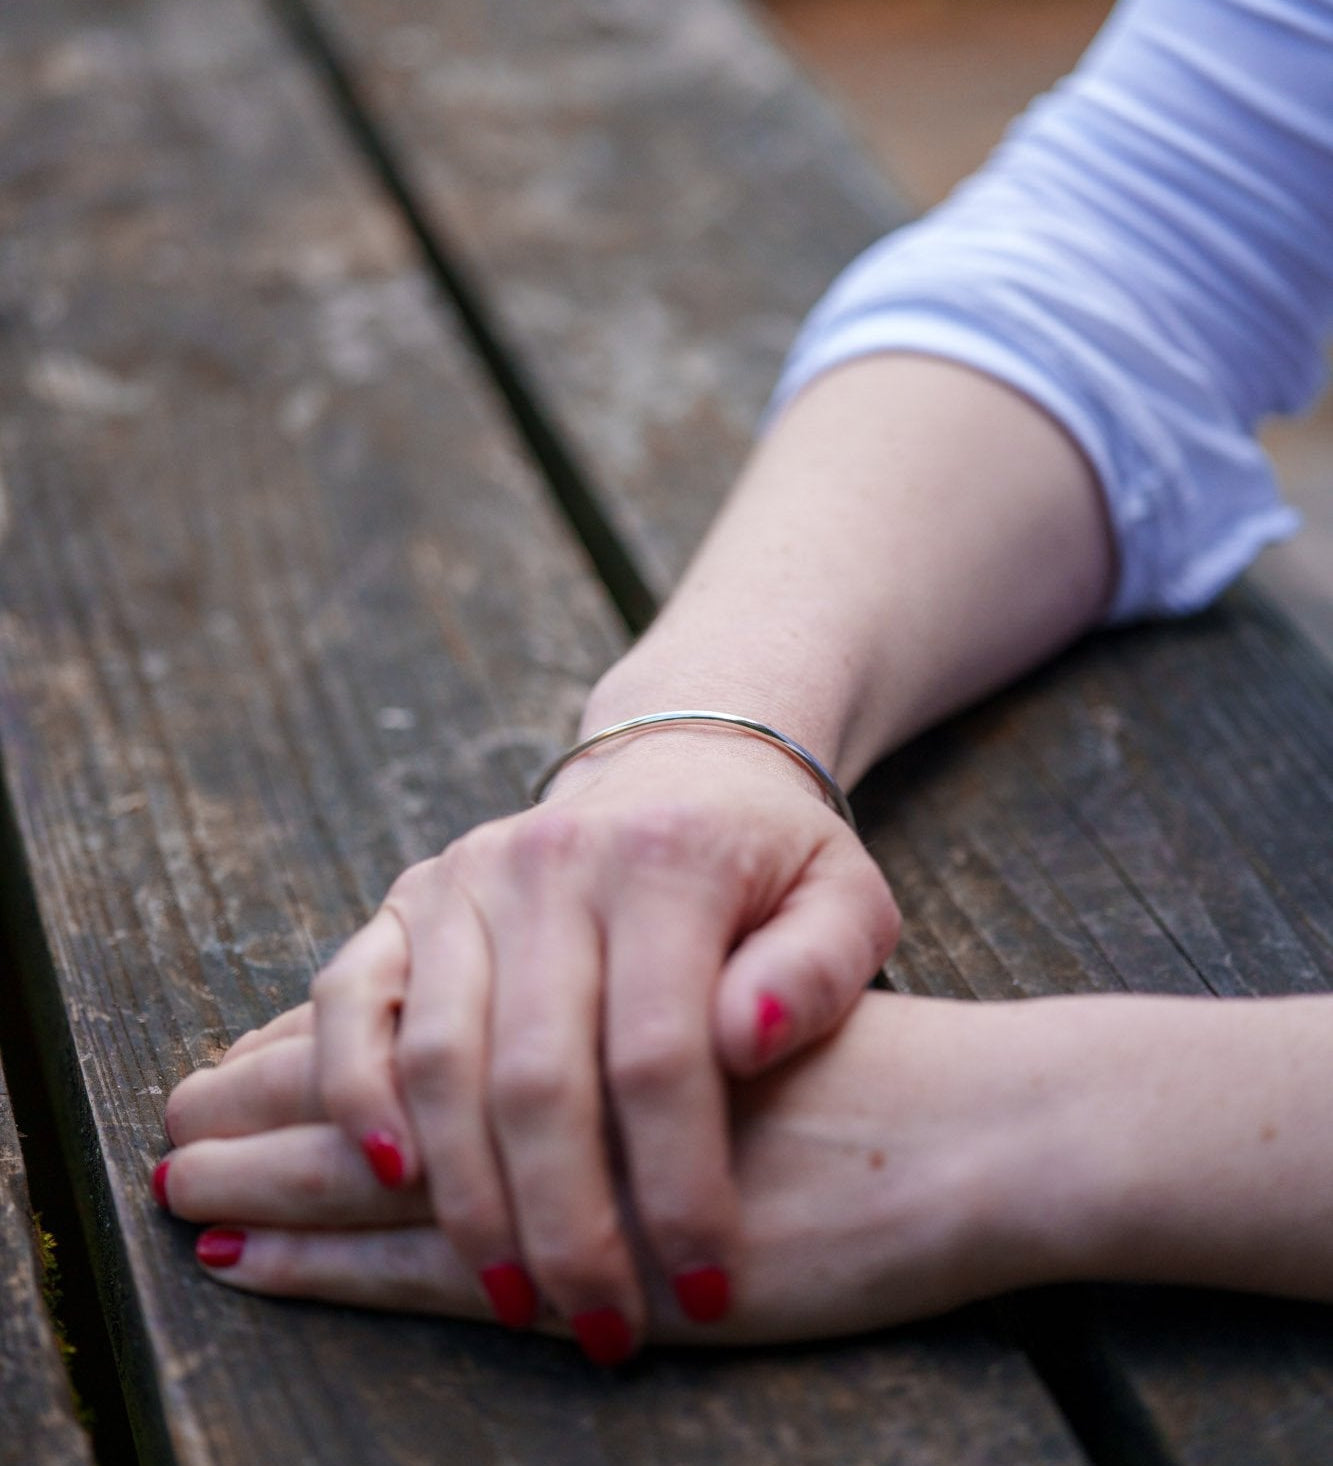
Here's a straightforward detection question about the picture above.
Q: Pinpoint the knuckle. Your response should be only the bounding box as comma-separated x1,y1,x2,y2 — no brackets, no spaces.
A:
505,807,586,874
440,818,506,873
525,1209,624,1297
870,881,903,958
288,1147,336,1203
850,847,897,911
255,1234,303,1293
430,1190,504,1256
797,946,846,1029
246,1055,284,1120
488,1049,578,1125
642,1193,720,1256
612,804,708,869
397,1026,469,1098
384,856,438,909
307,960,343,1004
849,860,902,966
317,1066,380,1129
607,1024,695,1100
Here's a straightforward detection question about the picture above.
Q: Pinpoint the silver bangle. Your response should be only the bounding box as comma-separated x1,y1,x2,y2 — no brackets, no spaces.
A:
529,710,856,828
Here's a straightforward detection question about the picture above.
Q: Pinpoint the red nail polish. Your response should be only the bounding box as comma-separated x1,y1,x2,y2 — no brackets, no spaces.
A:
571,1308,635,1366
152,1159,171,1210
196,1229,246,1269
673,1265,731,1324
361,1130,405,1189
480,1262,539,1330
755,991,793,1063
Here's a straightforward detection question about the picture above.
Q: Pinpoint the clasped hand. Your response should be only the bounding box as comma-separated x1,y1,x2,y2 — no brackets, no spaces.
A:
164,738,899,1361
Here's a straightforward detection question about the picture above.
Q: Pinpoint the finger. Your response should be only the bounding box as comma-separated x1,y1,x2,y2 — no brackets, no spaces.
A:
393,885,540,1330
192,1224,488,1319
166,1035,323,1147
603,889,738,1327
189,1221,735,1349
311,905,417,1189
219,1002,315,1066
164,1123,434,1227
486,825,644,1363
713,846,900,1078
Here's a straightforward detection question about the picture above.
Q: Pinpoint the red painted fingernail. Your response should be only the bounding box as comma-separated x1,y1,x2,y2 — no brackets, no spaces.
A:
361,1130,405,1189
152,1159,171,1210
480,1262,539,1330
196,1229,246,1269
755,991,793,1063
673,1265,731,1324
571,1308,635,1366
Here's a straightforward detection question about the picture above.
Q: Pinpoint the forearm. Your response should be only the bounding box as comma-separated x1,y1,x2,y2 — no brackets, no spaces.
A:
997,994,1333,1301
585,353,1114,786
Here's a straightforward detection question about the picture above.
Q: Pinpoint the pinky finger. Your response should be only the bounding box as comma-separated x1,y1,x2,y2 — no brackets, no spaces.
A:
193,1225,489,1318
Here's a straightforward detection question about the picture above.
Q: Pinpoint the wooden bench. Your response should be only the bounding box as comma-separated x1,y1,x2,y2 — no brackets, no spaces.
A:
1,0,1330,1461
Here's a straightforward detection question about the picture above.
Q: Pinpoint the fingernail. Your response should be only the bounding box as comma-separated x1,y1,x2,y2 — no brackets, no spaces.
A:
152,1159,171,1211
755,991,793,1063
480,1262,539,1330
196,1229,246,1269
361,1130,405,1189
673,1265,731,1324
571,1308,635,1366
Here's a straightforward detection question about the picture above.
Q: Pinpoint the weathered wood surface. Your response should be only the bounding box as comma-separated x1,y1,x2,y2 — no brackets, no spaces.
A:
1073,1287,1333,1466
284,0,1333,1455
0,1049,94,1466
860,594,1333,1006
855,592,1333,1461
295,0,913,601
0,0,1089,1463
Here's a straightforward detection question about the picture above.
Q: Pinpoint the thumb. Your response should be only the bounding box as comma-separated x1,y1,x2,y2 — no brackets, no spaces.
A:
713,849,900,1078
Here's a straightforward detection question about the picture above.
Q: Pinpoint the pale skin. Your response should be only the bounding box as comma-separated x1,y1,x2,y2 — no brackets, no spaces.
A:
162,991,1333,1337
161,355,1333,1354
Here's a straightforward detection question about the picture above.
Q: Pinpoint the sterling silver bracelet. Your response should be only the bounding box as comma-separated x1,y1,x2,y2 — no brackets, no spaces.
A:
529,710,855,828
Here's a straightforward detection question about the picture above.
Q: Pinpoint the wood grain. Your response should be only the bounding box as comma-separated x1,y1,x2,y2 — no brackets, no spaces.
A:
0,0,1085,1462
1069,1287,1333,1466
0,1052,94,1466
264,4,1333,1455
292,0,914,598
853,595,1333,1460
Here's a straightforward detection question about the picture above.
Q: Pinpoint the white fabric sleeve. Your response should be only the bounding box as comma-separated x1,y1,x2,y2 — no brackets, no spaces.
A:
770,0,1333,621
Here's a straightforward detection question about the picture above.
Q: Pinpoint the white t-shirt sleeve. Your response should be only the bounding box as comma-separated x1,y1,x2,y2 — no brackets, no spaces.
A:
771,0,1333,621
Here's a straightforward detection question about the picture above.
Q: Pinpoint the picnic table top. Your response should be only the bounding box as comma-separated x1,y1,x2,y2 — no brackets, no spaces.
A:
1,0,1331,1463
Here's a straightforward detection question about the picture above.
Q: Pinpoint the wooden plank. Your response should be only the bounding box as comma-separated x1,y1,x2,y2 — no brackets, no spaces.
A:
0,1,1087,1463
293,0,913,599
0,1049,95,1466
1081,1287,1333,1466
282,0,1333,1452
852,593,1333,1461
858,594,1333,1005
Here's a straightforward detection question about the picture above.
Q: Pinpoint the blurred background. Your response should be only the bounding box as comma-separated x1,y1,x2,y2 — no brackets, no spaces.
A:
760,0,1333,658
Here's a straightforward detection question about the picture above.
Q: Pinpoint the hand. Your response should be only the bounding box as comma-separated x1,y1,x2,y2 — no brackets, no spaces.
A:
161,991,1086,1345
240,734,898,1359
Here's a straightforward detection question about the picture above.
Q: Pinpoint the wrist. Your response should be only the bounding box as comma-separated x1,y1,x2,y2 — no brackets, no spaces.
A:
943,998,1132,1294
536,711,855,826
580,633,866,785
540,714,843,815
